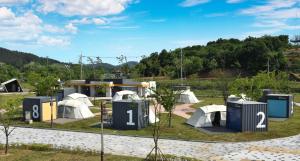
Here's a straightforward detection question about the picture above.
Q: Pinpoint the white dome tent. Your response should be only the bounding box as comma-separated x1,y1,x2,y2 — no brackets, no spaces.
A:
58,100,95,119
64,93,94,107
186,104,226,128
177,89,200,104
112,90,159,123
112,90,141,102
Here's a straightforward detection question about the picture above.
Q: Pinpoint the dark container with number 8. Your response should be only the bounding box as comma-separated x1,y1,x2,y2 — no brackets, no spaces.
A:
226,101,268,132
23,97,57,122
112,100,149,130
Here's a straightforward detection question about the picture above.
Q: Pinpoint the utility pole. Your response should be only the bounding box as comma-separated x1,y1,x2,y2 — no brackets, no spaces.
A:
267,58,270,74
100,101,104,161
80,52,83,80
46,56,49,76
180,49,183,86
50,96,53,128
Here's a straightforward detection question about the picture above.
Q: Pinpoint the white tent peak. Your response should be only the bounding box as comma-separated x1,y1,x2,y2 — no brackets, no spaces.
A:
200,104,226,113
65,93,93,107
177,89,200,104
112,90,141,102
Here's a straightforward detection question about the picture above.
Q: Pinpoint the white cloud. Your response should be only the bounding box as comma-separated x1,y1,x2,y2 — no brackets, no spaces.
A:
0,0,29,5
38,0,133,16
227,0,243,4
43,24,64,33
180,0,210,7
93,18,106,25
65,23,77,34
253,20,300,30
37,36,70,46
0,6,73,46
0,6,14,19
0,7,42,42
240,0,300,35
241,0,298,15
71,17,107,25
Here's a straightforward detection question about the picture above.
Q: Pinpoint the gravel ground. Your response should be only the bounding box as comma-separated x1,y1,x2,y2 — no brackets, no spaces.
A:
0,126,299,161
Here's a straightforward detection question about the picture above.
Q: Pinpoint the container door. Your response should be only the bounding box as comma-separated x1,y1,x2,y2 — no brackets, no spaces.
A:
227,107,241,131
268,100,287,118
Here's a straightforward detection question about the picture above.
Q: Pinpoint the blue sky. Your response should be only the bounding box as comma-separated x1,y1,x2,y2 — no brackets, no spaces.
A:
0,0,299,64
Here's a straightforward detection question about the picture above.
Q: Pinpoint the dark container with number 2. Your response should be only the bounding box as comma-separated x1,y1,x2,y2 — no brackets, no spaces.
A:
226,101,268,132
112,100,149,130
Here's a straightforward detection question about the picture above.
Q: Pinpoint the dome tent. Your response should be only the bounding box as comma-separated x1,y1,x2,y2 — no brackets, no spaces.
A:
64,93,94,107
177,89,200,104
58,100,95,119
186,105,226,128
112,90,141,102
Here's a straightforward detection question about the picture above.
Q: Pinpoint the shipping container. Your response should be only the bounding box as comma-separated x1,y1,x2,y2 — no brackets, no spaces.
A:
226,101,268,132
23,97,57,121
112,100,149,130
267,94,293,118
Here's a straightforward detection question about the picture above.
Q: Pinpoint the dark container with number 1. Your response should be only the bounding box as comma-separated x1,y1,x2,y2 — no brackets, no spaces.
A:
112,100,149,130
226,101,268,132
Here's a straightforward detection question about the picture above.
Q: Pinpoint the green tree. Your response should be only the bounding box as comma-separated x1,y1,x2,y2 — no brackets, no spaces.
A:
230,71,290,101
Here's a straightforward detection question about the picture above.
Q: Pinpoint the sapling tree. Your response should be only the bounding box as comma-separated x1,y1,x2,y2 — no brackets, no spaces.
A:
0,98,20,155
146,94,166,161
154,87,178,128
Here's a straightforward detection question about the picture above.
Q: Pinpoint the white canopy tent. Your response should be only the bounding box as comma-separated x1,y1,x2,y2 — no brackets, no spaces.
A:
112,90,141,102
112,90,159,123
58,100,95,119
64,93,94,107
177,89,200,104
186,104,226,128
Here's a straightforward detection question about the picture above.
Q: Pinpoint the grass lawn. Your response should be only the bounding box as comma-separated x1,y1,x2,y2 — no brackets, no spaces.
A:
0,146,142,161
191,97,225,108
14,103,300,142
0,93,34,108
0,144,200,161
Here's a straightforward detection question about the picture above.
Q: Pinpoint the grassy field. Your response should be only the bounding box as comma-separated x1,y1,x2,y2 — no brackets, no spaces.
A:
0,149,141,161
14,102,300,142
0,144,199,161
0,93,34,108
191,97,225,108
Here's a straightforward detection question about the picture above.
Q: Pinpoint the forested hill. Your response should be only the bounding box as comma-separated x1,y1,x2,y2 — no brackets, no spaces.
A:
134,35,292,77
0,47,60,68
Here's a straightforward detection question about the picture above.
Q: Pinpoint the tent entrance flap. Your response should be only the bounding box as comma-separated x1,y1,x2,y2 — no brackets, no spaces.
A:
212,111,221,127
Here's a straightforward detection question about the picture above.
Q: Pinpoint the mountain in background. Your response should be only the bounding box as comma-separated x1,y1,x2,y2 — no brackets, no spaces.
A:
0,47,138,71
0,47,60,68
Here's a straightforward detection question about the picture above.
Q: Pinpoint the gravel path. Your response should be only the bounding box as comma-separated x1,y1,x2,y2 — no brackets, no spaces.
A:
0,127,299,160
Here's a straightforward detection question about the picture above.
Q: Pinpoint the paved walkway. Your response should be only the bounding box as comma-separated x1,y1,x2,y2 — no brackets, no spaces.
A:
0,127,299,160
173,104,196,119
150,103,196,119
